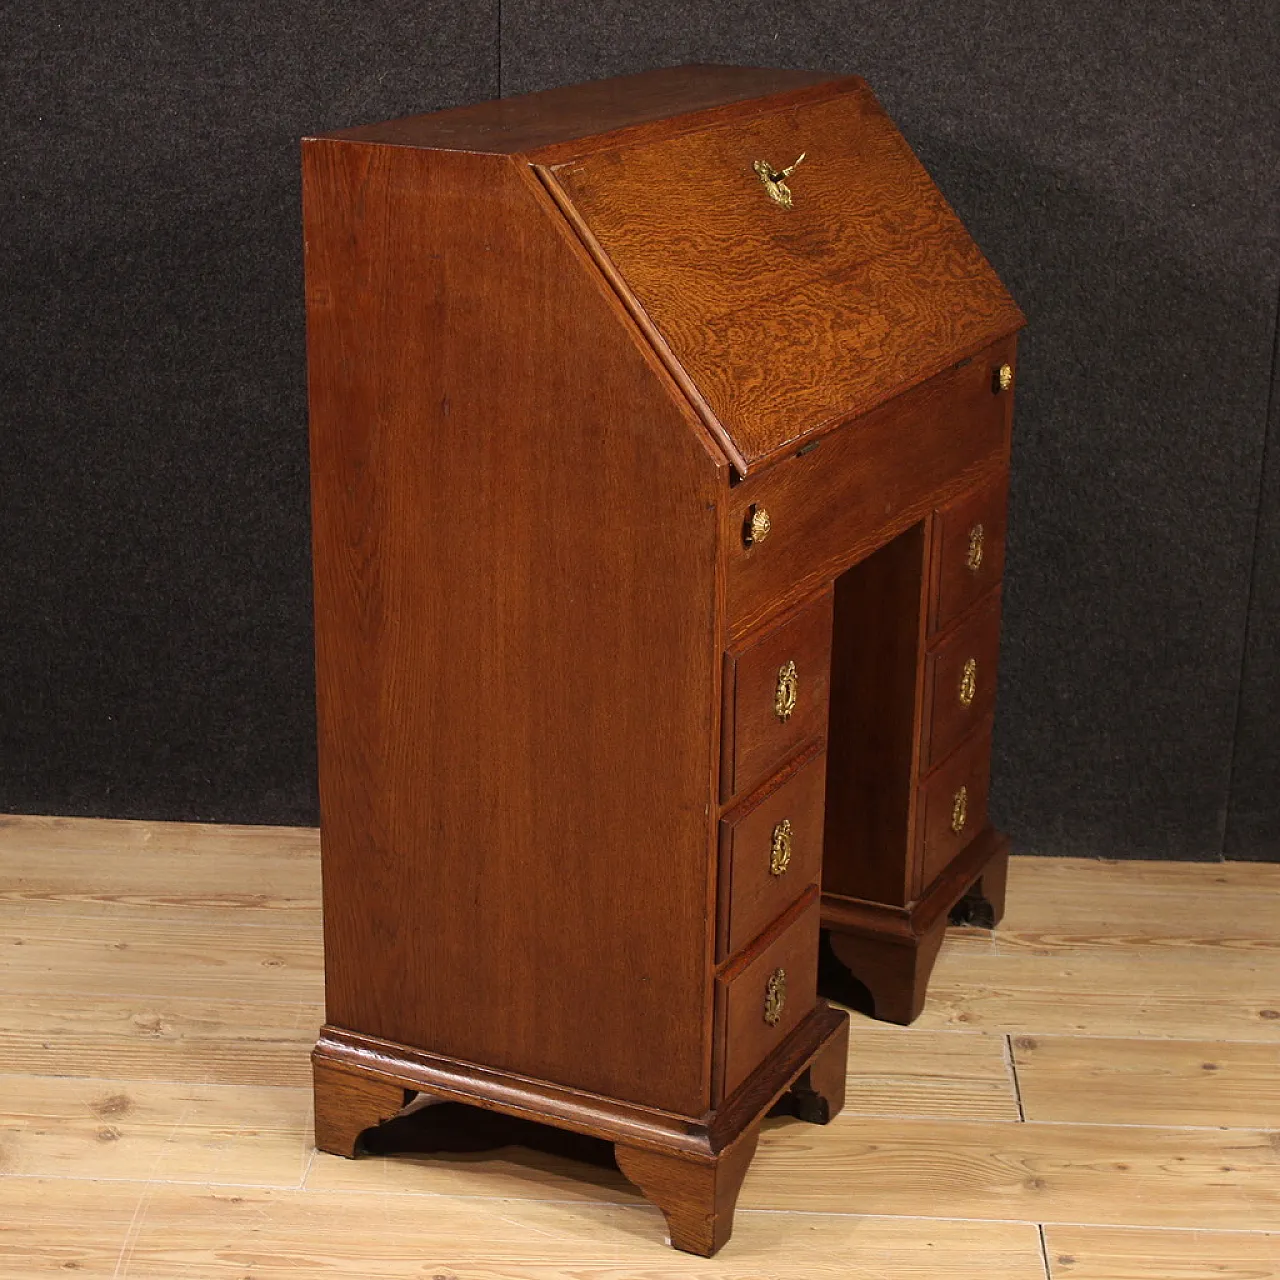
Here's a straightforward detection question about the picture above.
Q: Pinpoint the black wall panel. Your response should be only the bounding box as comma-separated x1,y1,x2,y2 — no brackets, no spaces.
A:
2,2,1277,858
501,1,1280,858
0,4,496,823
1227,303,1280,862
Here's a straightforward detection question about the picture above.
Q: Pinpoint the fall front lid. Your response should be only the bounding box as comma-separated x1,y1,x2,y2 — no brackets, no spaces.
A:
539,79,1025,474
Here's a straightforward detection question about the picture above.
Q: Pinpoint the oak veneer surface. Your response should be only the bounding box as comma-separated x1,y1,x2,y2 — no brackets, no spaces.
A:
725,338,1014,634
822,524,927,907
547,82,1024,471
1,816,1279,1276
303,139,725,1117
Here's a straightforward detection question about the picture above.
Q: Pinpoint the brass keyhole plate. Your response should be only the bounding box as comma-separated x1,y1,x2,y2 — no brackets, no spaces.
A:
775,660,798,721
763,967,787,1026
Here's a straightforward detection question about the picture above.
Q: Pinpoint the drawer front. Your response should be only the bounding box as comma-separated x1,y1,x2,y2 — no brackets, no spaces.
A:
916,721,994,894
719,748,826,959
722,592,833,799
930,477,1008,635
921,591,1002,769
717,891,821,1101
726,343,1014,636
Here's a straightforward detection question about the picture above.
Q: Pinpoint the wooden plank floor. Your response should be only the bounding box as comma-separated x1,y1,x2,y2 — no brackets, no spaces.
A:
1,814,1277,1278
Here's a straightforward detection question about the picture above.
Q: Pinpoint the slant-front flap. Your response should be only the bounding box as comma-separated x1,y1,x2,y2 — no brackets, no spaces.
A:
541,81,1024,474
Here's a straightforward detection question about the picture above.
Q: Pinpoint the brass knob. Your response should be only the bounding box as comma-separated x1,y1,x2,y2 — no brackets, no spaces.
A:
763,966,787,1026
966,524,985,572
959,658,977,707
995,363,1013,392
775,660,798,722
769,819,793,876
744,504,772,547
951,785,969,835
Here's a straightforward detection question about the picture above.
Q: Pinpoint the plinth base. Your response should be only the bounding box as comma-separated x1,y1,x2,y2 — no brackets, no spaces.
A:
821,827,1009,1024
312,1002,849,1257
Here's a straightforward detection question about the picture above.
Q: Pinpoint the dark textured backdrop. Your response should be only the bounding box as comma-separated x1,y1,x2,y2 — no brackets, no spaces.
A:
2,3,1277,859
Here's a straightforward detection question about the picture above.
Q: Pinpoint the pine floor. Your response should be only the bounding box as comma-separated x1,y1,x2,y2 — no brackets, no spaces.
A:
1,814,1277,1278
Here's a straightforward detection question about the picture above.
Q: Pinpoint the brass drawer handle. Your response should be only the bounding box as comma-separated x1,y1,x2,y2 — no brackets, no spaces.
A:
966,524,985,572
775,660,798,721
763,966,787,1026
951,785,969,835
743,504,772,547
995,362,1014,393
754,153,806,209
959,658,978,707
769,819,793,877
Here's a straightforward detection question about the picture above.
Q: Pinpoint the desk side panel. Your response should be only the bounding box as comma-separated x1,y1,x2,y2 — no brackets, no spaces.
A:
303,141,724,1117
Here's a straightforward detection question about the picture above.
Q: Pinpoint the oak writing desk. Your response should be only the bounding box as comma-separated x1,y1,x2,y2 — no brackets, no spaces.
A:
303,64,1023,1256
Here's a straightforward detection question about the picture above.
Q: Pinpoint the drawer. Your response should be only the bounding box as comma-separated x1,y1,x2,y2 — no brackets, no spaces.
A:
716,890,820,1101
929,476,1008,635
718,747,826,959
726,344,1014,635
721,591,833,799
921,590,1002,769
915,720,994,895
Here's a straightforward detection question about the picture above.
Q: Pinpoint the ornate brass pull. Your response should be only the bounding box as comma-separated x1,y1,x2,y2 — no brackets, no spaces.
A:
951,785,969,835
775,660,798,722
769,819,793,877
753,153,806,209
959,658,977,707
966,524,985,572
743,504,772,547
763,967,787,1026
995,363,1014,392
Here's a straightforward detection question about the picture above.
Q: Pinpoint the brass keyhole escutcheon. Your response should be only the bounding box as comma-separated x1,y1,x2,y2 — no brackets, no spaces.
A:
995,362,1014,393
753,153,806,209
763,967,787,1026
959,658,978,707
951,785,969,835
769,819,793,877
743,504,772,547
775,660,798,722
967,524,985,572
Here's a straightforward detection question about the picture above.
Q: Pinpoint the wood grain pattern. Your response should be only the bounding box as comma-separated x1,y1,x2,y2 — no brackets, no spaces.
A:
822,522,928,907
304,139,725,1117
1012,1034,1280,1129
749,1114,1280,1229
919,943,1280,1039
0,1073,313,1186
1043,1225,1280,1279
930,473,1010,634
725,340,1014,635
0,1177,1050,1278
0,991,317,1086
1004,856,1280,939
312,1058,411,1158
548,84,1024,472
616,1128,760,1256
0,912,322,1000
3,821,1279,1269
721,590,833,800
838,1027,1020,1121
718,746,826,959
715,893,821,1101
921,588,1003,769
916,720,995,894
0,814,320,916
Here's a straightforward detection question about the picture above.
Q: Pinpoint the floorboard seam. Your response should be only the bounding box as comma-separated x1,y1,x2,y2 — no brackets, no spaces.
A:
1037,1222,1052,1278
1004,1033,1026,1122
